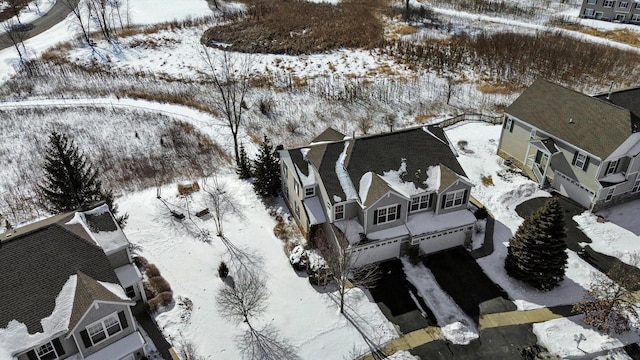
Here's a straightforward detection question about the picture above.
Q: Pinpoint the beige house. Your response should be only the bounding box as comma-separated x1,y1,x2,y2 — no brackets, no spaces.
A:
0,205,148,360
279,126,478,267
498,79,640,210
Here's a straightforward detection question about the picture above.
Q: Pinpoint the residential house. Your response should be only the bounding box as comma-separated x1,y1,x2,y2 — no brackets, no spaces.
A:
578,0,640,24
497,79,640,211
0,204,147,360
279,126,478,267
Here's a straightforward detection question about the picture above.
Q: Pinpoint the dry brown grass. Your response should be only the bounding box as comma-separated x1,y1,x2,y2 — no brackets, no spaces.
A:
575,28,640,48
202,0,387,54
476,78,523,94
414,113,438,123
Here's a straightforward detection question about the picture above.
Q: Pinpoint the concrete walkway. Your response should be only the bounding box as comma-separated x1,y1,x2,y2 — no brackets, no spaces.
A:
361,305,571,359
469,196,495,259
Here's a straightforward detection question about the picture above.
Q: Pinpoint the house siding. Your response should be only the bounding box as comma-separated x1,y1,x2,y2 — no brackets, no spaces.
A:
547,140,602,193
579,0,640,23
437,181,472,215
280,154,311,235
497,116,532,165
365,192,407,234
72,303,136,357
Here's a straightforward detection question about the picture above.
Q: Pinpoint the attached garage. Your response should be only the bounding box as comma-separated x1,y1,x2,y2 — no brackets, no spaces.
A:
552,171,594,209
350,238,403,267
413,226,471,255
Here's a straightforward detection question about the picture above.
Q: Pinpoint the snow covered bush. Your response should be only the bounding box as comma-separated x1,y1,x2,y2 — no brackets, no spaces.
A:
289,245,308,271
149,291,174,313
144,263,161,278
148,276,173,294
218,261,230,279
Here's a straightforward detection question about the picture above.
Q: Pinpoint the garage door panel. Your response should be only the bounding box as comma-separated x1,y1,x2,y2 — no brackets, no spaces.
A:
351,240,401,267
552,172,593,208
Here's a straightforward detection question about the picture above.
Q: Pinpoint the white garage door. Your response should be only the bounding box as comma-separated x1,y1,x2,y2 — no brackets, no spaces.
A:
416,227,468,255
552,172,594,209
350,238,402,267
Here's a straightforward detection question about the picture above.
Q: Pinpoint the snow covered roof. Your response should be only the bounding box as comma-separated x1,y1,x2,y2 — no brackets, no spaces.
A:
0,272,131,357
286,125,467,206
0,205,130,345
406,209,476,237
303,197,327,225
66,204,129,255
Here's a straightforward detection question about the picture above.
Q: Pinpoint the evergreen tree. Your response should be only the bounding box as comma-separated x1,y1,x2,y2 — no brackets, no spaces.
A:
39,132,126,224
252,135,281,198
236,143,253,180
504,197,568,290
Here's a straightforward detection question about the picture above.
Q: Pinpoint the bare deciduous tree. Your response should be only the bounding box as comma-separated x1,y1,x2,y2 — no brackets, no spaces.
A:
573,263,640,335
2,19,29,63
202,48,252,166
216,269,268,324
325,230,381,314
60,0,93,47
202,173,241,237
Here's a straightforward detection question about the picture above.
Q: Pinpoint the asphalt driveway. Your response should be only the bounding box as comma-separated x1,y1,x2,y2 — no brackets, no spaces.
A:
422,247,509,321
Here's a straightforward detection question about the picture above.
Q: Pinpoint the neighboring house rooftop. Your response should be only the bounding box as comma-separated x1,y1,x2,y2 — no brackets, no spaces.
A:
594,86,640,132
0,206,126,335
289,126,467,205
506,79,635,159
311,127,346,143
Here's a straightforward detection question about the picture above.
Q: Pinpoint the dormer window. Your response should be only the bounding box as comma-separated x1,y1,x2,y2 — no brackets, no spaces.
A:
443,189,466,209
35,341,60,360
304,187,315,198
410,194,432,212
84,312,126,347
572,151,590,171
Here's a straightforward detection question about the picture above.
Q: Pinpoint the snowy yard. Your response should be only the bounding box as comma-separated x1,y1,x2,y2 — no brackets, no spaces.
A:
119,173,397,359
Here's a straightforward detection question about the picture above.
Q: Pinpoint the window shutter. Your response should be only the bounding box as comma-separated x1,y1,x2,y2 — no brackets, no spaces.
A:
614,160,621,173
428,194,434,208
572,151,578,165
26,350,37,360
583,156,590,171
502,117,507,129
463,190,469,204
52,338,66,356
396,204,401,219
80,329,92,348
441,196,446,209
118,311,129,329
373,210,378,225
509,119,514,132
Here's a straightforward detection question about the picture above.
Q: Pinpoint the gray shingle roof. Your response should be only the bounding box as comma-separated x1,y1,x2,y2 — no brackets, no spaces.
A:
0,219,119,334
68,271,128,333
594,87,640,133
311,127,346,143
506,79,633,159
289,126,466,205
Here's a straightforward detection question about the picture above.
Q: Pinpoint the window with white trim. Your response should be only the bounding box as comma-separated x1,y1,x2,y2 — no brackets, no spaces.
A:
504,117,514,132
530,129,537,139
293,180,300,196
636,2,640,9
604,0,614,6
574,152,588,170
410,194,431,212
334,204,344,220
444,189,466,209
605,188,615,202
615,13,626,21
125,285,136,298
587,0,596,3
282,165,288,180
620,1,629,8
632,178,640,193
304,187,315,198
86,313,123,346
584,8,595,15
36,342,58,360
633,13,640,21
376,204,399,224
294,202,300,217
605,160,618,175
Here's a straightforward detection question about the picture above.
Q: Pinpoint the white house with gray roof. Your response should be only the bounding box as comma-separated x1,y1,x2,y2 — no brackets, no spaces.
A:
498,78,640,210
279,126,478,267
0,205,147,360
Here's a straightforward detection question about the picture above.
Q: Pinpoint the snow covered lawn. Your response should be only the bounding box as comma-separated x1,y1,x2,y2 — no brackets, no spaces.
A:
119,172,397,359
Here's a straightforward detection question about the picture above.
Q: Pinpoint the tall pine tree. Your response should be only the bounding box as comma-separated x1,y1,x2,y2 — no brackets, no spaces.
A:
252,135,281,198
236,143,253,180
504,197,568,290
39,132,124,223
